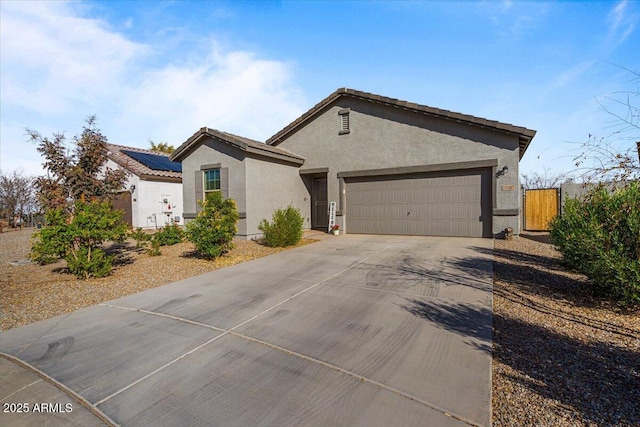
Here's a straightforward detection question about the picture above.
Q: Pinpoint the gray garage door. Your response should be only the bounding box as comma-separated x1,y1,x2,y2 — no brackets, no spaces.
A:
345,169,492,237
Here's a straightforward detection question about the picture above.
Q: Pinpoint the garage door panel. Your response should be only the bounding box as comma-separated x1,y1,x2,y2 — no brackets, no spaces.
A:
346,169,491,237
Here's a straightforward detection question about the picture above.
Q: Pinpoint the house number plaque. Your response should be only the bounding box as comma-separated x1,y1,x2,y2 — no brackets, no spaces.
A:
328,202,336,233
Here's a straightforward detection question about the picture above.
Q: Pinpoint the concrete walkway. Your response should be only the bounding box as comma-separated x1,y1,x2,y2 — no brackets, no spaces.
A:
0,355,111,426
1,235,493,426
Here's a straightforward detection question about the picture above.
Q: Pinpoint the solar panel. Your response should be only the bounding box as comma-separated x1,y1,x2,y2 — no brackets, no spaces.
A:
122,150,182,172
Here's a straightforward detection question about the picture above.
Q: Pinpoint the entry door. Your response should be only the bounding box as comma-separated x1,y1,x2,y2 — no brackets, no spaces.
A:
313,178,329,229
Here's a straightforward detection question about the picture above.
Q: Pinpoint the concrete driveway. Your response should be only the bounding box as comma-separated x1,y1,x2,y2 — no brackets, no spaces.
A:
0,235,493,427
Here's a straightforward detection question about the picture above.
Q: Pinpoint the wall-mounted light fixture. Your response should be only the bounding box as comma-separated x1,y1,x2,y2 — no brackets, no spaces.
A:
496,166,509,178
129,184,136,193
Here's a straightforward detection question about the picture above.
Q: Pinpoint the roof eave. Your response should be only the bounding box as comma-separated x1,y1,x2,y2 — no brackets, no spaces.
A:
245,145,305,166
172,128,304,166
266,88,538,154
518,131,536,159
139,174,182,183
170,127,208,162
266,89,344,146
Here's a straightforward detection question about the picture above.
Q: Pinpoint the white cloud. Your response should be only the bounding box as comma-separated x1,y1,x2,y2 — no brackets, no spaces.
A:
117,44,304,145
0,1,304,175
548,61,596,92
0,1,145,114
605,0,638,48
482,1,549,40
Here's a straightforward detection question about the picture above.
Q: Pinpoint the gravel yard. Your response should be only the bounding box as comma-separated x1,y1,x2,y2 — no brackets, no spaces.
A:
492,233,639,426
1,228,638,426
0,227,320,331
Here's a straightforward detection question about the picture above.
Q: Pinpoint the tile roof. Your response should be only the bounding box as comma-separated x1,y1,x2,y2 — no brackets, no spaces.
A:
107,143,182,182
265,88,537,159
170,128,305,165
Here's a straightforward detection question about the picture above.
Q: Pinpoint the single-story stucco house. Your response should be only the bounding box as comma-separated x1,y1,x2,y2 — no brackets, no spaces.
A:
170,88,536,239
106,144,183,229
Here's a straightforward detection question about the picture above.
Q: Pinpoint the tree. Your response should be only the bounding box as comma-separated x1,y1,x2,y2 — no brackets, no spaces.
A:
27,116,127,211
521,167,567,189
574,67,639,183
28,117,129,278
0,169,38,226
149,141,175,154
31,200,128,279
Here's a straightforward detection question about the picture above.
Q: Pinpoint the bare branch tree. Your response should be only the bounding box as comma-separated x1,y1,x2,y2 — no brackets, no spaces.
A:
574,67,639,183
521,167,568,189
0,169,38,226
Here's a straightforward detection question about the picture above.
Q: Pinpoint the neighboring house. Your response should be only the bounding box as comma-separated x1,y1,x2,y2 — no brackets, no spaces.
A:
170,88,536,239
106,144,183,229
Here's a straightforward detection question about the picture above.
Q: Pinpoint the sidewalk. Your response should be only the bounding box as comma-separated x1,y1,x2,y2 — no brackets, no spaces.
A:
0,355,113,426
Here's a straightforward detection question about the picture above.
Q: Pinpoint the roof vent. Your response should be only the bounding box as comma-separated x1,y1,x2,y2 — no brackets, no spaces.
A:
339,108,350,135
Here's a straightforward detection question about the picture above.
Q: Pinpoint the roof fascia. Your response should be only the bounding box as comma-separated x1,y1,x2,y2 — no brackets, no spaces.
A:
266,88,537,159
171,128,303,166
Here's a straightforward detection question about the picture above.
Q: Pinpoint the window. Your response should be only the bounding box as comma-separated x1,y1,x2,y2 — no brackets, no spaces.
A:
204,169,220,195
338,108,350,134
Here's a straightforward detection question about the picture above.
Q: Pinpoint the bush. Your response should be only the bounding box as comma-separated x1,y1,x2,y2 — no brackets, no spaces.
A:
550,182,640,306
30,200,128,279
152,223,184,246
30,208,65,264
130,228,151,248
258,205,304,247
185,192,239,259
66,247,113,278
128,224,183,256
147,238,162,257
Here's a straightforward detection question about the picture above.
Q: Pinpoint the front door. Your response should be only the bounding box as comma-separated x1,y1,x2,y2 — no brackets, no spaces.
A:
312,178,329,229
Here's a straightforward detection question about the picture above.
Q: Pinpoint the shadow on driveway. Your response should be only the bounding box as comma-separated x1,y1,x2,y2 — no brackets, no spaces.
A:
400,299,492,355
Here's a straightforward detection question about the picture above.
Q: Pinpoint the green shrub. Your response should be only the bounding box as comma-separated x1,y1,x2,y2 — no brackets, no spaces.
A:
185,192,239,259
152,223,184,246
550,182,640,306
30,200,128,279
129,224,183,256
66,247,113,278
258,205,304,247
130,228,151,248
30,207,70,264
147,238,162,257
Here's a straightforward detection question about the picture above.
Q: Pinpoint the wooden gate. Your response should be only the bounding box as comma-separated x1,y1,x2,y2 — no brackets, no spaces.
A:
524,188,559,231
110,191,133,228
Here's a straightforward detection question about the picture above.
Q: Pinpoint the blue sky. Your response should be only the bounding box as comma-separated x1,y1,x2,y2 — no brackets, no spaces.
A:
1,0,638,179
